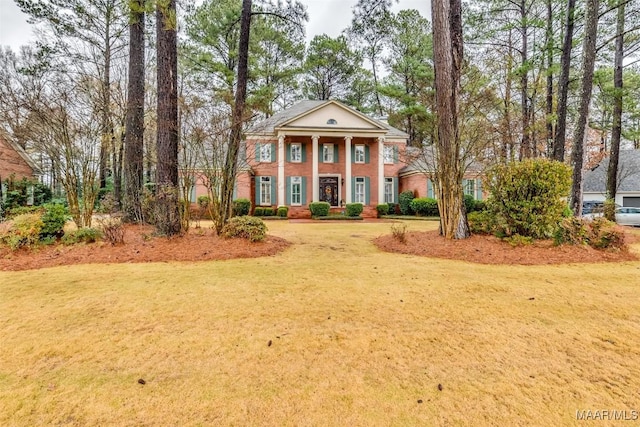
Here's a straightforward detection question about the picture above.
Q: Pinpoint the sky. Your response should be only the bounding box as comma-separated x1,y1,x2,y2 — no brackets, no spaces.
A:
0,0,431,52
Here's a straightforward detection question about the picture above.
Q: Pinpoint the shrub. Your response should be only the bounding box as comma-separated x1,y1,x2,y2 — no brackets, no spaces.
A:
505,234,534,247
98,216,125,245
262,207,274,216
410,197,439,217
233,198,252,216
5,205,42,219
309,201,330,217
467,210,494,235
387,203,398,214
554,217,625,250
376,203,389,217
472,200,486,212
345,203,363,217
253,207,264,216
221,216,267,242
1,214,44,250
277,206,289,218
398,190,415,215
62,227,102,245
603,198,616,221
40,203,68,238
463,194,475,214
484,159,572,239
390,223,407,244
554,217,588,246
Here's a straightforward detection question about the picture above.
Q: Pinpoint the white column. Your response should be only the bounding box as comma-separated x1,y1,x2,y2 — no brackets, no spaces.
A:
344,136,352,203
378,137,385,205
277,134,285,206
312,135,319,202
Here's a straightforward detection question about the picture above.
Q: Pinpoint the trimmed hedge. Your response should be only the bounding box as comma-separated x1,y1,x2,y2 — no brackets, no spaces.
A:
277,206,289,218
345,203,363,217
398,190,415,215
309,202,330,217
410,197,439,217
253,207,264,216
233,198,251,216
376,203,389,217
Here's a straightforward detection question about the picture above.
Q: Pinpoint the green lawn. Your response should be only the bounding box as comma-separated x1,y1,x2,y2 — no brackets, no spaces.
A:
1,221,639,426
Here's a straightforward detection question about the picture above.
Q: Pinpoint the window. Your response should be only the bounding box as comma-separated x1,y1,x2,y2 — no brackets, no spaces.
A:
291,176,302,205
354,177,365,204
464,179,475,197
383,145,394,164
384,178,394,204
327,118,337,125
355,144,365,163
260,143,272,162
260,176,272,205
290,143,301,162
323,143,334,163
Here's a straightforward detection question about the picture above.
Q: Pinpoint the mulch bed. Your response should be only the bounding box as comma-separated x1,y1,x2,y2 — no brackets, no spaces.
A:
373,229,639,265
0,224,290,272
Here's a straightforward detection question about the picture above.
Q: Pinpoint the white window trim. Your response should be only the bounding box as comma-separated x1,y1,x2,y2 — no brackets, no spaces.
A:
383,145,394,164
354,177,365,204
355,144,365,164
384,177,394,204
291,176,302,206
290,143,302,163
323,143,334,163
260,144,272,163
260,176,271,206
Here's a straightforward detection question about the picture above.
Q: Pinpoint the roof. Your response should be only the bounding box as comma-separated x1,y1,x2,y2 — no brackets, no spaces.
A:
398,146,484,176
247,100,409,140
583,149,640,193
0,129,41,175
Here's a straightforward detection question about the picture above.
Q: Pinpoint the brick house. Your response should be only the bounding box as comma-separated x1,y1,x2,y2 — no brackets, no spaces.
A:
0,132,40,181
239,100,409,218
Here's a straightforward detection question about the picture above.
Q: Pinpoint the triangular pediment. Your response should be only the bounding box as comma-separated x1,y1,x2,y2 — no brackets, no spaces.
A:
278,101,386,132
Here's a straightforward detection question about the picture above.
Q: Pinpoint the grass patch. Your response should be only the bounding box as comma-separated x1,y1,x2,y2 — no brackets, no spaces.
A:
1,222,639,426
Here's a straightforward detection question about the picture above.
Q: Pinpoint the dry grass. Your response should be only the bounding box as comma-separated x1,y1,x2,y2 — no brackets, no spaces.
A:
1,221,639,426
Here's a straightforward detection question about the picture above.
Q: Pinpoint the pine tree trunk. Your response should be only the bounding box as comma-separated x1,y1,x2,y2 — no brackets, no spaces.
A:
431,0,469,240
553,0,576,162
545,0,554,156
606,0,625,214
570,0,600,216
519,0,532,160
217,0,252,233
155,0,181,235
124,1,145,223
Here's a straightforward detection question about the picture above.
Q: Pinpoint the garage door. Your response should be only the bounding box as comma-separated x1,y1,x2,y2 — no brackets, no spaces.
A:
622,197,640,207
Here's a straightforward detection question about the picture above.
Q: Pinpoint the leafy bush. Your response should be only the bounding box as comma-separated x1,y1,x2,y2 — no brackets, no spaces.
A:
253,207,264,216
390,223,407,244
484,159,572,239
376,203,389,217
463,194,475,214
5,205,42,219
467,211,495,235
197,195,211,208
603,198,616,221
262,207,274,216
309,202,330,217
472,200,486,212
40,203,68,238
221,215,267,242
345,203,363,217
0,214,44,250
398,190,415,215
0,175,52,212
410,197,439,217
98,216,125,245
554,217,625,250
62,227,102,245
233,198,252,216
505,234,534,247
387,203,398,214
277,206,289,218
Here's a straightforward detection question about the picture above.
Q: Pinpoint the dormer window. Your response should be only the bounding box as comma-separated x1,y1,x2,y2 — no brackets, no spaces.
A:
326,118,337,125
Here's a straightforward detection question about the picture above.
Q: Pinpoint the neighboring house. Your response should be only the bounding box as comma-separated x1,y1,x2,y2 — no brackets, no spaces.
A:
240,100,409,218
0,132,40,181
583,149,640,207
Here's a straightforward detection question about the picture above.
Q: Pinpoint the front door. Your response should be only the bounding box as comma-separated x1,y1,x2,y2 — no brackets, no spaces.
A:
319,176,339,206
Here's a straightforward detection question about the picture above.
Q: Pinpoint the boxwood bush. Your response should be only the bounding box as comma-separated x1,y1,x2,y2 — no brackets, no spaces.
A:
376,203,389,217
253,207,264,216
309,202,330,217
410,197,439,217
398,190,415,215
345,203,363,217
277,206,289,218
221,216,267,242
40,203,68,238
233,198,251,216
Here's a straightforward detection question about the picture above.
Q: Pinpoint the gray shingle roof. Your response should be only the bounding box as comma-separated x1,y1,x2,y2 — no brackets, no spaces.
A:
583,149,640,192
247,100,409,140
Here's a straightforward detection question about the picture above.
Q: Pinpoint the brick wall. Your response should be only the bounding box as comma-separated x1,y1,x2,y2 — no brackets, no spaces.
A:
0,137,35,180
